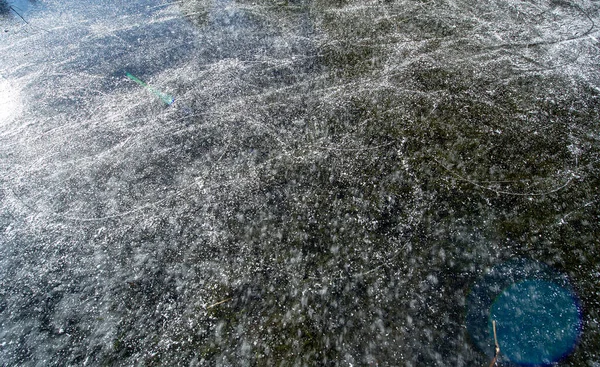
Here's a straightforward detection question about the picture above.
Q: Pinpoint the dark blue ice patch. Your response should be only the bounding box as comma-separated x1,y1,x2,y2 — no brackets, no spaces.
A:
466,259,582,366
490,280,581,365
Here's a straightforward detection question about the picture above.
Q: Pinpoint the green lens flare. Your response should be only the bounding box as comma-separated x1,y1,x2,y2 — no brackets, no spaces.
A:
125,72,174,105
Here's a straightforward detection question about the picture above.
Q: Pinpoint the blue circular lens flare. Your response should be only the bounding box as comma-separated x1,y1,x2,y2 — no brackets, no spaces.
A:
466,259,583,366
490,280,582,366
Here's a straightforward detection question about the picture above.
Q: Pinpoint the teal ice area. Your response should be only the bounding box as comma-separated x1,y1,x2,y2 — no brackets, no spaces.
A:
1,0,599,365
467,259,583,366
491,280,581,365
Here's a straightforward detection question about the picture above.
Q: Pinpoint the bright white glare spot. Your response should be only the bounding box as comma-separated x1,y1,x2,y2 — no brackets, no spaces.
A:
0,79,22,124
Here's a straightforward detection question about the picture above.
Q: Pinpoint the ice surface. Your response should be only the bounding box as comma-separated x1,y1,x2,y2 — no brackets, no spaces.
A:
0,0,599,365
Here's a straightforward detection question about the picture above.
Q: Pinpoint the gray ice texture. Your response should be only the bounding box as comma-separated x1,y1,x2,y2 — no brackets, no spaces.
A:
0,0,599,365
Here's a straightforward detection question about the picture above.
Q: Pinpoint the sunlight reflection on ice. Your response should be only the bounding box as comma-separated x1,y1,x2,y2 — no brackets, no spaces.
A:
0,78,21,124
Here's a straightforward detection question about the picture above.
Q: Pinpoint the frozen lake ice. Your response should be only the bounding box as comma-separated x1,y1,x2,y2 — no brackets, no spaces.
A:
0,0,599,365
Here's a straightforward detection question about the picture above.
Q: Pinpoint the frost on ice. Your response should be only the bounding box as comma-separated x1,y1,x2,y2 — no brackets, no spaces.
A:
0,0,599,365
